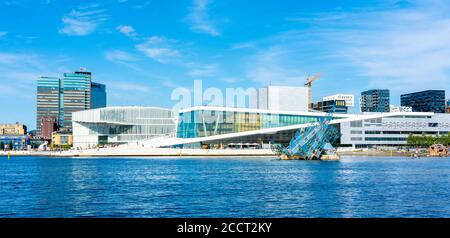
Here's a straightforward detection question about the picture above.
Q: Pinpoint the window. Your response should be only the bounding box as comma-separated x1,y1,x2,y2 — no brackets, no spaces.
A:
350,121,362,127
365,131,381,134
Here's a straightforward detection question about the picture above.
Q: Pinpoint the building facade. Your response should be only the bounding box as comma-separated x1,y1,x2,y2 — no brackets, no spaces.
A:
401,90,445,113
446,99,450,113
360,89,390,112
0,123,27,135
323,94,355,107
340,113,450,147
313,100,348,113
36,70,107,133
251,86,309,112
0,123,28,150
40,116,57,139
91,82,107,109
177,106,349,139
389,105,412,112
52,132,73,147
80,106,450,150
36,76,63,133
72,107,177,149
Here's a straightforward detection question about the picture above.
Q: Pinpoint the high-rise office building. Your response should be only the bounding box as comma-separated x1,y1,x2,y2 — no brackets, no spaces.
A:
360,89,390,112
91,82,107,109
36,76,63,133
401,90,445,113
36,70,107,133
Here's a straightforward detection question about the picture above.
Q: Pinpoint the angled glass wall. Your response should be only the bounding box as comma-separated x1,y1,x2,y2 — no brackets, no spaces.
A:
177,108,339,139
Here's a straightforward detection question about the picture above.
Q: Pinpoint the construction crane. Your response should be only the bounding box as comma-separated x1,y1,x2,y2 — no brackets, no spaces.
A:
304,73,322,111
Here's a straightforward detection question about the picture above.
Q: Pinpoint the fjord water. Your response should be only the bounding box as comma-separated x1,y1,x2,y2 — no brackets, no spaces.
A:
0,156,449,217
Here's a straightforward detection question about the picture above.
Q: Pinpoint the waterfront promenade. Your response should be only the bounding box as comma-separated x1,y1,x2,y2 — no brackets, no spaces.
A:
0,147,439,158
0,148,277,157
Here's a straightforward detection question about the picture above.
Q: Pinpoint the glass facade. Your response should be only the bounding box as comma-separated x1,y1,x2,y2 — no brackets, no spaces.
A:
313,100,348,113
177,108,334,138
360,89,390,112
62,71,92,129
72,107,177,148
91,82,107,109
401,90,445,113
36,77,63,133
36,71,107,132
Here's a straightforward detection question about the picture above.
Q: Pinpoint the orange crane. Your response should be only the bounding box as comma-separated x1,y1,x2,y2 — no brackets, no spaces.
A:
304,73,322,111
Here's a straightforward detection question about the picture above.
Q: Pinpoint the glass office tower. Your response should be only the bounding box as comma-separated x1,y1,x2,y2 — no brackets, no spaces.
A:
91,82,107,109
401,90,445,113
36,76,63,133
360,89,390,112
62,71,92,129
36,70,107,133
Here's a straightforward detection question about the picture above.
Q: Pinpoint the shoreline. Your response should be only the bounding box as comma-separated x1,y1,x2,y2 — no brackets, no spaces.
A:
0,148,444,158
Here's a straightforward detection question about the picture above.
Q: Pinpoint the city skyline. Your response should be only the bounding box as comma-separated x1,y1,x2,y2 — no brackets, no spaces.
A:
1,0,450,130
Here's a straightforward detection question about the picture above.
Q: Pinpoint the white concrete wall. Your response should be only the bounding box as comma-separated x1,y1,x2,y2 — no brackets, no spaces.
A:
72,121,99,149
267,86,308,112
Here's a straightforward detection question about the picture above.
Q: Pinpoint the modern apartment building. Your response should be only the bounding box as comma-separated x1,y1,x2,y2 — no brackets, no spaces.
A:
36,70,107,133
360,89,390,112
401,90,445,113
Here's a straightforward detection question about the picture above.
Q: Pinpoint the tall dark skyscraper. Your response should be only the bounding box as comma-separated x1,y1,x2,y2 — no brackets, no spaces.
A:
401,90,445,113
36,70,107,133
91,82,107,109
360,89,390,112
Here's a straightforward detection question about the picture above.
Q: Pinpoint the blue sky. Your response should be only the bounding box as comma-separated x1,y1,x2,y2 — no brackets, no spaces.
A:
0,0,449,130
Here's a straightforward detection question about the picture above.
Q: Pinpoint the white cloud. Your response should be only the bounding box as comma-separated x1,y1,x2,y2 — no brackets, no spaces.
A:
105,50,140,71
59,5,107,36
243,0,450,96
117,25,137,38
245,47,308,86
220,77,240,83
105,50,137,63
188,64,218,78
326,1,450,93
186,0,220,36
109,82,151,93
136,36,180,63
0,52,55,98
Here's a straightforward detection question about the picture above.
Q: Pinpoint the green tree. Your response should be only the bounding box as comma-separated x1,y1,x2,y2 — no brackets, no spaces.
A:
0,142,4,150
8,141,13,150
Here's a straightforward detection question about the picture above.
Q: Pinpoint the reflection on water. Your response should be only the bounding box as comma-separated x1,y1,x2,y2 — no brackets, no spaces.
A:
0,156,449,217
